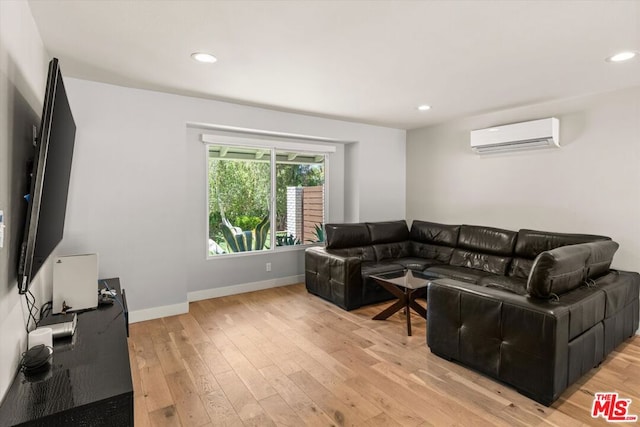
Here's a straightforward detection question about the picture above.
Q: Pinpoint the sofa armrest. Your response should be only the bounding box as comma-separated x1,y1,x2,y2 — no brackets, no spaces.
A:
304,246,363,310
427,279,570,405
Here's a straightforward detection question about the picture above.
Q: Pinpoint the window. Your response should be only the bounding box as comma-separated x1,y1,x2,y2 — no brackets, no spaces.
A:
206,137,331,257
275,150,325,247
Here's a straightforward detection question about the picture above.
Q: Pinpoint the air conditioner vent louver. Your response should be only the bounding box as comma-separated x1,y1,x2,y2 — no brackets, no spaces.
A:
470,118,559,154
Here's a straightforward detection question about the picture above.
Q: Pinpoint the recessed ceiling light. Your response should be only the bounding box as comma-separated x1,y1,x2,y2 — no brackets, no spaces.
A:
605,51,638,62
191,52,217,64
417,105,431,111
487,128,501,132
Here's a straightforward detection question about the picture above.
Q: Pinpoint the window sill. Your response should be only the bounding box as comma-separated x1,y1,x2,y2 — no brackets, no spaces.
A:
206,243,323,260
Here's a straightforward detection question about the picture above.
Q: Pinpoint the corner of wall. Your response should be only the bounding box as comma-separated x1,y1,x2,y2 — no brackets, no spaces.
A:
0,0,50,402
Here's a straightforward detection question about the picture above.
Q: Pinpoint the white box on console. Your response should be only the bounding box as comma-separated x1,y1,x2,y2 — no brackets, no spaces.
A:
53,253,99,313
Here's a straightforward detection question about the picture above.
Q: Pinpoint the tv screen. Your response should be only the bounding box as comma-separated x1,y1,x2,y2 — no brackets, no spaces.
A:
18,58,76,294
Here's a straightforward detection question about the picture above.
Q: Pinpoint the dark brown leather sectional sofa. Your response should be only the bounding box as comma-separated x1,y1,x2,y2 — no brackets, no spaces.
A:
304,220,639,405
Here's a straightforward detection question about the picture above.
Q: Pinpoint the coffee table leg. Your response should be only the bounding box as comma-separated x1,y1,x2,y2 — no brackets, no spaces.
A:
373,299,406,320
372,278,427,336
409,299,427,319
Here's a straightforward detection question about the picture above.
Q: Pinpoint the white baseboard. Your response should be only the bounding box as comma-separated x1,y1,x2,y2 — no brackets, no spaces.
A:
187,274,304,302
127,276,303,323
128,301,189,323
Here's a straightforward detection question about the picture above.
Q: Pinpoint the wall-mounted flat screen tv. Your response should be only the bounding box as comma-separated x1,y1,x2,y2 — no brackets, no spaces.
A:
18,58,76,294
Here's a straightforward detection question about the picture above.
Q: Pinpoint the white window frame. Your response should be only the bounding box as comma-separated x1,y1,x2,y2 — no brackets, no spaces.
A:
202,133,335,259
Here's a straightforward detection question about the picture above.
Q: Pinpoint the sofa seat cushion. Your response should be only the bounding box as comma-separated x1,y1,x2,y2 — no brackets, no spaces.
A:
328,245,375,262
478,276,527,295
394,257,444,271
424,265,492,283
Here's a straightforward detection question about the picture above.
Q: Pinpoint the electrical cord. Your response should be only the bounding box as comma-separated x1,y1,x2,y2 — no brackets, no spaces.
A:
24,290,39,332
101,280,125,313
39,301,52,323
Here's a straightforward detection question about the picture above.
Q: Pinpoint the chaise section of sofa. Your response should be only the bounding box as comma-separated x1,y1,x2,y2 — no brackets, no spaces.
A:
427,242,639,405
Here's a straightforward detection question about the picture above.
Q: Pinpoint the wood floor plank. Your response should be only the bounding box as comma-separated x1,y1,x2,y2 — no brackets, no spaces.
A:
215,332,278,401
162,315,185,334
134,394,152,427
148,405,182,427
139,364,175,412
130,326,162,369
199,390,244,427
258,393,305,426
195,341,233,376
214,368,270,422
128,283,640,426
170,328,199,354
165,369,211,426
223,326,277,370
259,364,335,426
178,313,211,345
155,339,186,375
288,369,374,426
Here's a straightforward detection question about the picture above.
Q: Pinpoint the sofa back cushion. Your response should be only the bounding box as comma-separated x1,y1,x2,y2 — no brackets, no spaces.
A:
367,220,409,244
514,229,610,258
409,221,459,263
410,220,460,246
527,244,591,298
325,223,370,249
457,225,517,256
585,240,618,279
449,225,517,275
508,258,536,279
509,229,610,279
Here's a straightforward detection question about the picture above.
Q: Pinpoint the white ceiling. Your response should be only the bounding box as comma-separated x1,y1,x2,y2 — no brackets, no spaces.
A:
28,0,640,130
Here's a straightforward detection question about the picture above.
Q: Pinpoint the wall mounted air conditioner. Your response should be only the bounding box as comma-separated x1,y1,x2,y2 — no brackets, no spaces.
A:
470,117,559,154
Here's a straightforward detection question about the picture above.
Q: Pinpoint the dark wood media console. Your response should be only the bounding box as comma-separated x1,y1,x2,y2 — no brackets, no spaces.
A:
0,278,133,426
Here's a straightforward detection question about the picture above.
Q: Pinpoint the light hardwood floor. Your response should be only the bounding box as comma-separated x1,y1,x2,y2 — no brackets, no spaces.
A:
128,284,640,426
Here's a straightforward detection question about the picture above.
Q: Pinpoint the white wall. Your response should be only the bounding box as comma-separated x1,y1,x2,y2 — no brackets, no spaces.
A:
0,0,52,402
60,78,406,319
406,87,640,272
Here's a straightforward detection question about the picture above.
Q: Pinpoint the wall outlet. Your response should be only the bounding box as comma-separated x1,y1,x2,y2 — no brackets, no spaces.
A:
266,262,271,272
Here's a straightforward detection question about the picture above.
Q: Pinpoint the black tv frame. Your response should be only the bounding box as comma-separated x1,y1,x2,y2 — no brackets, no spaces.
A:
18,58,76,294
